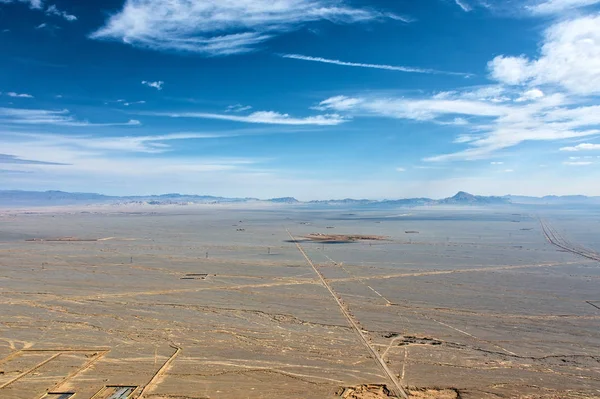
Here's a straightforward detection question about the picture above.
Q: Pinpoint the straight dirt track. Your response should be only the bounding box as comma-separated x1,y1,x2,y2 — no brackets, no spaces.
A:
287,229,409,399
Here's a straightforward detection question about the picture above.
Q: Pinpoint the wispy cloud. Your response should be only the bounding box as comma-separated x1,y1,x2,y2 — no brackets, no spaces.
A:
149,110,347,126
0,107,141,127
90,0,403,55
3,92,34,98
0,0,43,9
396,167,406,172
10,132,229,154
123,100,146,106
315,13,600,162
0,132,265,189
281,54,471,77
560,143,600,151
226,104,253,113
317,91,600,161
0,153,67,165
491,161,504,165
455,0,473,12
317,94,508,120
527,0,600,14
45,4,77,21
563,160,594,165
142,80,164,90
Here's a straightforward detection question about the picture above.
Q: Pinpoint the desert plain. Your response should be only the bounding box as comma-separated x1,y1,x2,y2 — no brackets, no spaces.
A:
0,205,599,399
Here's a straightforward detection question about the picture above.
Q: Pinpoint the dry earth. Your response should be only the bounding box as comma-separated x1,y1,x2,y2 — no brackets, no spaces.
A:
0,206,599,398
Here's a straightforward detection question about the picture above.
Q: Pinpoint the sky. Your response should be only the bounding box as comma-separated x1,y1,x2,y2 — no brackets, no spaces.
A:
1,0,600,200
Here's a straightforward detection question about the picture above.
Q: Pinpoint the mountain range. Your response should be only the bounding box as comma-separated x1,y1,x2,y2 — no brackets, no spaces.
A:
1,190,599,208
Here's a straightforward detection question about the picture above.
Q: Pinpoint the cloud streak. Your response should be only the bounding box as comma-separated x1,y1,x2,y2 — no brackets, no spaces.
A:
149,110,347,126
0,107,141,127
0,0,43,9
0,153,68,165
560,143,600,151
9,132,231,154
455,0,473,12
317,89,600,161
90,0,403,55
527,0,600,14
45,4,77,21
142,80,163,90
281,54,472,77
4,92,34,98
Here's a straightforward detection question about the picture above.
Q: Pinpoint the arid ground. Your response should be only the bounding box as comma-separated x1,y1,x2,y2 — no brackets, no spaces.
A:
1,205,599,399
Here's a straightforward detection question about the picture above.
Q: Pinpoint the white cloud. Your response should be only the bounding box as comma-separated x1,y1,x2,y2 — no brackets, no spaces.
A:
123,100,146,106
5,92,34,98
141,80,163,90
528,0,600,14
491,161,504,164
455,0,473,12
281,54,471,77
488,55,531,85
35,23,47,29
226,104,253,113
90,0,401,55
515,88,544,102
503,169,515,172
488,14,600,95
560,143,600,151
439,117,469,126
317,94,508,120
45,4,76,21
0,0,43,9
10,132,230,154
396,167,406,172
0,107,141,127
151,110,346,126
313,13,600,162
0,131,270,195
317,90,600,161
563,161,594,165
314,95,364,111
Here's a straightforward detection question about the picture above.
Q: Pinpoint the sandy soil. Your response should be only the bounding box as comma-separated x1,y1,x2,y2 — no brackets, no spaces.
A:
0,206,599,398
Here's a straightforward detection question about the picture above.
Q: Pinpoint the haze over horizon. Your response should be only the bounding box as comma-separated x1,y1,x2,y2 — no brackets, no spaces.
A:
2,0,600,199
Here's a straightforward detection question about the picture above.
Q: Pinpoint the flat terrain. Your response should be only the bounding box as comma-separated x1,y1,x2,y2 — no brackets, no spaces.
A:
1,205,599,399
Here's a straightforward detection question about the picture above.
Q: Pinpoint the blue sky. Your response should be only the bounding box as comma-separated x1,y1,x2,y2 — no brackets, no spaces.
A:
1,0,600,199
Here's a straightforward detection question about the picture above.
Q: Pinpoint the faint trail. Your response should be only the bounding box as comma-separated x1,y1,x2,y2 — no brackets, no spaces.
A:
319,251,519,358
70,279,318,301
328,260,586,283
400,347,408,381
420,314,518,356
286,229,408,399
137,344,181,398
322,253,393,305
0,353,61,389
539,219,600,262
49,350,110,393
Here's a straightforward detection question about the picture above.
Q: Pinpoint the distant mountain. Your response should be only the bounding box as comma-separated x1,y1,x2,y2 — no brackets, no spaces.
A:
309,198,376,206
505,195,600,205
0,190,257,207
0,190,111,206
268,197,300,204
440,191,509,205
1,190,599,208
